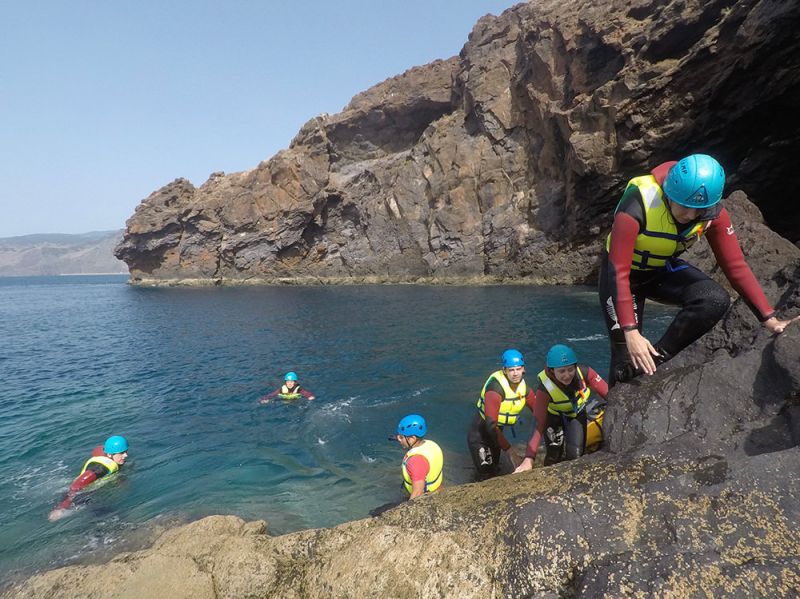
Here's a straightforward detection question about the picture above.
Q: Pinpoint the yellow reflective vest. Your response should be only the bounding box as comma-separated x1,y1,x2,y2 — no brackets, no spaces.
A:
279,384,302,400
606,175,712,270
80,455,119,476
402,439,444,494
477,370,527,426
539,368,591,418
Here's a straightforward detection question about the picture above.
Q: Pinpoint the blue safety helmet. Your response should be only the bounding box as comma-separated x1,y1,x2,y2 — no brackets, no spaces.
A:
284,371,298,382
662,154,725,209
397,414,427,438
501,349,525,368
546,344,578,368
103,435,128,454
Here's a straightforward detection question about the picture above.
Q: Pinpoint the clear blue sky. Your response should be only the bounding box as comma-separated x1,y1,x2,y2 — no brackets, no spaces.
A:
0,1,517,237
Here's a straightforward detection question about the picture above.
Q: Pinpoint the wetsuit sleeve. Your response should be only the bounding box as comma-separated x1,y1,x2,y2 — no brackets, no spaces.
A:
56,470,98,509
299,388,315,399
404,455,430,482
585,367,609,399
261,389,281,401
607,211,641,329
525,389,549,459
482,389,511,451
706,208,776,321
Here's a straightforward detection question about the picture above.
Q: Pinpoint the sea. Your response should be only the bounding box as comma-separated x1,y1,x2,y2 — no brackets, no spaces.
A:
0,275,675,584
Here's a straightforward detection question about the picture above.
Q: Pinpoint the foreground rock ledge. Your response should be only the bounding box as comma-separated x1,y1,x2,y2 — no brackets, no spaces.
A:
5,446,799,599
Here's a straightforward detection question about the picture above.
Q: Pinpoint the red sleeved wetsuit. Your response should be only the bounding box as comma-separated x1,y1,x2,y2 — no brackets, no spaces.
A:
480,385,545,452
527,366,608,459
606,161,775,329
56,446,112,509
261,386,315,401
600,161,776,383
404,454,430,484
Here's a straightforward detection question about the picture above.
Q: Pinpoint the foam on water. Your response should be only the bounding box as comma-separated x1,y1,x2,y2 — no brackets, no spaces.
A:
565,333,607,342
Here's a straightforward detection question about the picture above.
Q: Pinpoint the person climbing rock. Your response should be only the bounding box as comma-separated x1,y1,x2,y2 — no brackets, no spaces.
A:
467,349,547,480
514,344,608,470
599,153,798,384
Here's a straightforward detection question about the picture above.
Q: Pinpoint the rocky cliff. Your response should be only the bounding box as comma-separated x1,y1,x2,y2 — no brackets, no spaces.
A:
9,193,800,597
115,0,800,285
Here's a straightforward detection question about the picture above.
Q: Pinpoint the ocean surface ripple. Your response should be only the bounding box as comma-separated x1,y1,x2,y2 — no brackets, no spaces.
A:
0,276,674,581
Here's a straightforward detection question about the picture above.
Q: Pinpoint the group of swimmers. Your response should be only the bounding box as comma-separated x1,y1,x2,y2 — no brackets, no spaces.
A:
384,342,609,505
49,153,799,516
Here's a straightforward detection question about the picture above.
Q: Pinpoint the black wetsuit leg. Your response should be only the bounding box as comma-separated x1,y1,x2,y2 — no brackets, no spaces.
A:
600,256,730,384
645,263,731,356
563,412,587,460
467,413,501,480
543,412,565,466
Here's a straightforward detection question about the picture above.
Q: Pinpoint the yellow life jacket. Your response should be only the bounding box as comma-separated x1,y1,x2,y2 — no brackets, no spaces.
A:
279,384,302,400
539,367,591,418
80,455,119,476
477,370,527,426
585,409,605,452
605,175,712,270
402,439,444,494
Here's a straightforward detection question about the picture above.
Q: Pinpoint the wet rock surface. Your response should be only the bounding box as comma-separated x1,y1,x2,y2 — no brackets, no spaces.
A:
6,449,799,597
115,0,800,285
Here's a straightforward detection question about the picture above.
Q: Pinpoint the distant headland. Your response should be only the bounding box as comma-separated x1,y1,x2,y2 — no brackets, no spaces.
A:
0,230,128,277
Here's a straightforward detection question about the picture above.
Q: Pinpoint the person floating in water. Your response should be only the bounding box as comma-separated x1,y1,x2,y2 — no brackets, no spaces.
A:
259,371,315,403
48,435,129,522
514,344,608,471
393,414,443,499
599,153,798,384
467,349,546,480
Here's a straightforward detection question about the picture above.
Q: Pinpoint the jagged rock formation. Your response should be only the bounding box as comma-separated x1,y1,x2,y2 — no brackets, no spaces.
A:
0,231,127,276
115,0,800,285
9,194,800,598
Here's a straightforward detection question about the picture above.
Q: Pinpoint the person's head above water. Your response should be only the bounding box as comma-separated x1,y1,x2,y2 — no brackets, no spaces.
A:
103,435,129,465
284,371,298,389
501,348,525,383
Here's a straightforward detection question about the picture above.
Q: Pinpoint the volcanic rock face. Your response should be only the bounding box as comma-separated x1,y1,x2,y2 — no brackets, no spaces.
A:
10,195,800,598
115,0,800,285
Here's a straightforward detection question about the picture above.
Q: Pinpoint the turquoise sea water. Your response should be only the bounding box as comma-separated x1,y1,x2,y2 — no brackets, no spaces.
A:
0,276,674,583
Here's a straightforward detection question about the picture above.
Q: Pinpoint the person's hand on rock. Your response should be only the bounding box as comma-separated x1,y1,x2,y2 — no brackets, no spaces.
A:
763,315,800,335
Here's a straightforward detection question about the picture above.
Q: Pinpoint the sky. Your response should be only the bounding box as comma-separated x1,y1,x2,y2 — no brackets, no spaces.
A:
0,1,518,237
